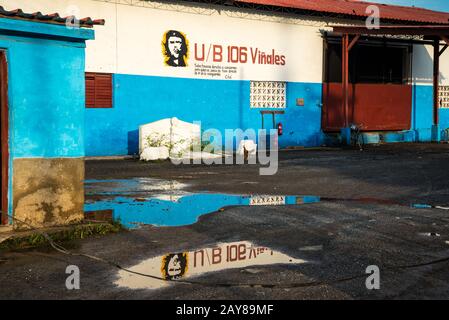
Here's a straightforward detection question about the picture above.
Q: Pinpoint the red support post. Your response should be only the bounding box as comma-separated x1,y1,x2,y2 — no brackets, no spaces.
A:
348,35,360,51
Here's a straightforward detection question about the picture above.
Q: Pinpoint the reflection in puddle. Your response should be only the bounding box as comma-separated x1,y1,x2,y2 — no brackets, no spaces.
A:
85,178,320,229
85,192,320,229
84,178,444,229
85,178,189,196
115,241,306,290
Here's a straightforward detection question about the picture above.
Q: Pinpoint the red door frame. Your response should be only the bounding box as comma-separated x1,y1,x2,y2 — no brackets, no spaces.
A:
1,51,9,225
322,36,414,132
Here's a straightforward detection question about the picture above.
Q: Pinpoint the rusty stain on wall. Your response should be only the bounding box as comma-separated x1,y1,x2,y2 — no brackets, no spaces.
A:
12,158,84,230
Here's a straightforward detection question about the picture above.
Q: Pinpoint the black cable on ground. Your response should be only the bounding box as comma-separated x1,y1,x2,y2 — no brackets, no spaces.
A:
2,210,449,289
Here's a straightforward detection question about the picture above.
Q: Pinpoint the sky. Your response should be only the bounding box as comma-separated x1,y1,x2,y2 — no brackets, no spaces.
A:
368,0,449,12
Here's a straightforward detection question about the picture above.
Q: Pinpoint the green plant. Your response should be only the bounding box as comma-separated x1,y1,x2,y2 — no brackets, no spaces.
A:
144,132,223,158
0,222,124,251
145,133,171,148
144,133,189,156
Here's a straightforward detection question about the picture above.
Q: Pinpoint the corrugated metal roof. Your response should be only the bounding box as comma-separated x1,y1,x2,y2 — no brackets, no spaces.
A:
0,6,105,28
236,0,449,24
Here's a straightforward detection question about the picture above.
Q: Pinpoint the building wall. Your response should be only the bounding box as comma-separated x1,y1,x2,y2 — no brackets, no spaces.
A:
6,0,449,154
6,0,325,155
439,43,449,132
86,76,322,156
0,17,92,228
413,44,449,141
91,0,323,154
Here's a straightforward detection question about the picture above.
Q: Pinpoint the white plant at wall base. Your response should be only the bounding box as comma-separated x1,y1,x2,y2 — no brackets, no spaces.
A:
145,133,171,149
65,5,81,29
366,5,380,30
143,133,191,159
141,121,278,175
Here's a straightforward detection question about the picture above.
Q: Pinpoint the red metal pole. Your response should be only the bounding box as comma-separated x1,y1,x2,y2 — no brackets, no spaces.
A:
433,38,440,126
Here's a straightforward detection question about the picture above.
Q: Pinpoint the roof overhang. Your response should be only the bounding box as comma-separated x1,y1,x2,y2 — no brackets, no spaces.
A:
0,17,95,42
234,0,449,25
332,25,449,38
0,6,105,28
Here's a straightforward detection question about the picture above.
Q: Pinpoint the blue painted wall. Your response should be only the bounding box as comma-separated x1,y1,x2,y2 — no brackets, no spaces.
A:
412,85,434,141
5,38,87,158
412,84,449,141
0,18,93,217
85,74,323,156
440,108,449,131
1,18,93,158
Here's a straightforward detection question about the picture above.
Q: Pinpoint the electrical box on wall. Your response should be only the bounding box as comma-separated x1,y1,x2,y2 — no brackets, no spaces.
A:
296,98,305,106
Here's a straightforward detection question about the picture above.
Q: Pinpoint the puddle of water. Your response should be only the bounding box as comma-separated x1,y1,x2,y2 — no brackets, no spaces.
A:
85,193,320,229
323,197,448,211
412,204,433,209
85,179,321,229
85,178,189,196
115,241,306,290
85,178,446,230
419,232,441,237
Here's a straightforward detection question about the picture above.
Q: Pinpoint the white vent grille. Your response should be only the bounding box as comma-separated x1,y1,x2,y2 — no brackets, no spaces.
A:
250,81,286,109
439,86,449,108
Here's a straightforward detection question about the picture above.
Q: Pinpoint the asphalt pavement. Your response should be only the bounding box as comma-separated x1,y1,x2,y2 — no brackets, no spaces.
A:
1,143,449,299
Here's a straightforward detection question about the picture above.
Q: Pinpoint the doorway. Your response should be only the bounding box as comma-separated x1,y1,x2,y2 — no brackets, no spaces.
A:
0,51,8,225
322,38,413,131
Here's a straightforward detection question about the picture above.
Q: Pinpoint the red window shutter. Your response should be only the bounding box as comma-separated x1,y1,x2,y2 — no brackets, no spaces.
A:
95,74,113,108
85,73,96,108
85,72,113,108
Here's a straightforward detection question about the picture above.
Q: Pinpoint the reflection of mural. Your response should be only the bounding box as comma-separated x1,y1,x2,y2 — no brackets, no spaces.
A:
162,30,189,67
115,241,306,290
161,252,189,280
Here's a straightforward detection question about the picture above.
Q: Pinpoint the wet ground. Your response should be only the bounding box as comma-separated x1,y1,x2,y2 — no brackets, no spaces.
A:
1,143,449,299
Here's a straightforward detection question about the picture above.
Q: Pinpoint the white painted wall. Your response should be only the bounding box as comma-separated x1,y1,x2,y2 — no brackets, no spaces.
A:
6,0,449,84
5,0,118,73
114,2,323,82
440,47,449,85
4,0,324,83
413,44,449,86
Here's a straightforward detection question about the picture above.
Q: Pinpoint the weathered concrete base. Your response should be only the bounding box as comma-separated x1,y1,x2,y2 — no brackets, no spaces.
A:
12,158,84,230
325,130,419,146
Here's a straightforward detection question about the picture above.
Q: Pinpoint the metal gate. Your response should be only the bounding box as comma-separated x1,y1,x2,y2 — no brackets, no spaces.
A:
322,82,412,132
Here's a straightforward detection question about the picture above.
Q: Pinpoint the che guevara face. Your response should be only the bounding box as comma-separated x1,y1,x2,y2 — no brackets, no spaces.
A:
167,254,182,277
168,36,183,59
